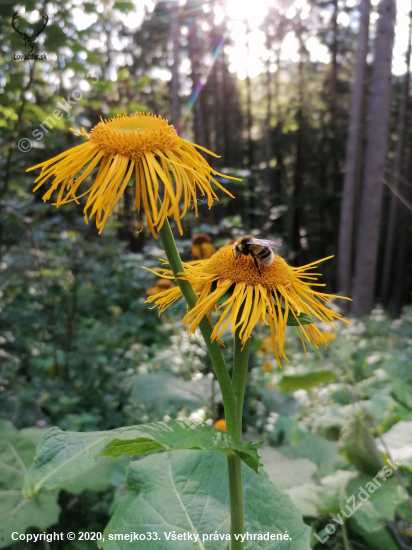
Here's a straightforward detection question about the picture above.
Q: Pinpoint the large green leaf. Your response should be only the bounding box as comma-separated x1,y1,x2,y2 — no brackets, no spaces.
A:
0,420,60,549
255,444,317,489
279,371,336,392
24,421,262,498
344,475,405,534
102,421,262,472
286,470,356,519
339,414,384,474
280,433,348,477
58,456,129,495
391,379,412,409
99,450,311,549
377,420,412,468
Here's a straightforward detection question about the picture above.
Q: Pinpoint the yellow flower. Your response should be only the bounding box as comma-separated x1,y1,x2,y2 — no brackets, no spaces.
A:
191,233,216,260
319,331,337,343
258,336,273,355
213,419,226,431
262,360,274,373
27,113,238,237
146,246,349,367
146,278,175,296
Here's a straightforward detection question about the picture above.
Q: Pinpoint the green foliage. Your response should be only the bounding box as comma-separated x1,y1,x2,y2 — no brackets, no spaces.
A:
379,420,412,469
1,1,412,546
101,450,311,549
24,421,262,498
279,370,335,392
0,420,60,549
102,421,262,473
285,311,313,327
339,414,384,474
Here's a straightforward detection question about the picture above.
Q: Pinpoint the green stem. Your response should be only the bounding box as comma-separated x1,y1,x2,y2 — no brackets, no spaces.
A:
227,326,249,549
341,522,350,550
227,455,245,548
232,327,250,440
156,202,247,549
156,206,238,438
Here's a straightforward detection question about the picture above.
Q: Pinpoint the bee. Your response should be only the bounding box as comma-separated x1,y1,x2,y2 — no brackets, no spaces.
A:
233,235,282,275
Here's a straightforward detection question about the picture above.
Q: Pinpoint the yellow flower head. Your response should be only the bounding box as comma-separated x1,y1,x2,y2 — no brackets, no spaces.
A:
146,277,175,296
213,419,226,431
261,360,274,373
191,233,216,260
146,246,349,367
258,336,274,355
27,113,238,237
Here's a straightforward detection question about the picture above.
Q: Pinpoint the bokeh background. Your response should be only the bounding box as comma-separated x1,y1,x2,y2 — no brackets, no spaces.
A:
1,0,412,548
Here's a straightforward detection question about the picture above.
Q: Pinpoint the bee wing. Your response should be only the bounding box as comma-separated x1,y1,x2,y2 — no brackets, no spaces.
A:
247,238,282,247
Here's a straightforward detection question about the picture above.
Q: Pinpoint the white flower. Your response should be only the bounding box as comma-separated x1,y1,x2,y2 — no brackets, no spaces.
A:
293,389,311,407
366,353,382,365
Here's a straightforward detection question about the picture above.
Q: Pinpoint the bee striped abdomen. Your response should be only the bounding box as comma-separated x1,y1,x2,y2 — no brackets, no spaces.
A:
259,247,274,265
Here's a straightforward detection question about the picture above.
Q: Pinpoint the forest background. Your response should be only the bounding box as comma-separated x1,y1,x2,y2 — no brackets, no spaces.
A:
2,0,412,548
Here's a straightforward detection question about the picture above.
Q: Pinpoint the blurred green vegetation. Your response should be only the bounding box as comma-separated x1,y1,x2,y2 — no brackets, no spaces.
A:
1,0,412,548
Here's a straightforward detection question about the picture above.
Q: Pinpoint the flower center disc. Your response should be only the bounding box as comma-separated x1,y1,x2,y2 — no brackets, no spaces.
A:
204,246,293,289
108,115,168,134
88,113,180,159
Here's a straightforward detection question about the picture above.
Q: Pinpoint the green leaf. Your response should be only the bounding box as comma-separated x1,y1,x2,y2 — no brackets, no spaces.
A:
216,292,233,306
287,470,356,518
255,444,317,489
43,24,69,52
113,1,135,11
377,420,412,468
392,379,412,409
102,421,262,472
279,370,336,392
339,414,384,474
24,421,262,498
285,310,313,326
317,469,357,515
99,450,311,549
280,433,348,477
343,474,405,534
58,456,129,495
0,421,60,549
105,438,165,457
257,386,300,415
279,299,313,326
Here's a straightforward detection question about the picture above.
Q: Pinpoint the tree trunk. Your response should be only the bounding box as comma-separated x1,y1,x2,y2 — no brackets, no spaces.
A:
291,22,305,266
327,0,339,197
222,51,232,167
337,0,371,300
380,5,412,303
2,63,36,199
390,131,412,315
170,5,180,127
352,0,396,317
245,21,253,171
211,57,221,167
273,47,284,200
265,34,272,189
188,23,207,147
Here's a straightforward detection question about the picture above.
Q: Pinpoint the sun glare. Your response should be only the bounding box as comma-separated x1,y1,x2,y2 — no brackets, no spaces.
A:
225,0,269,28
